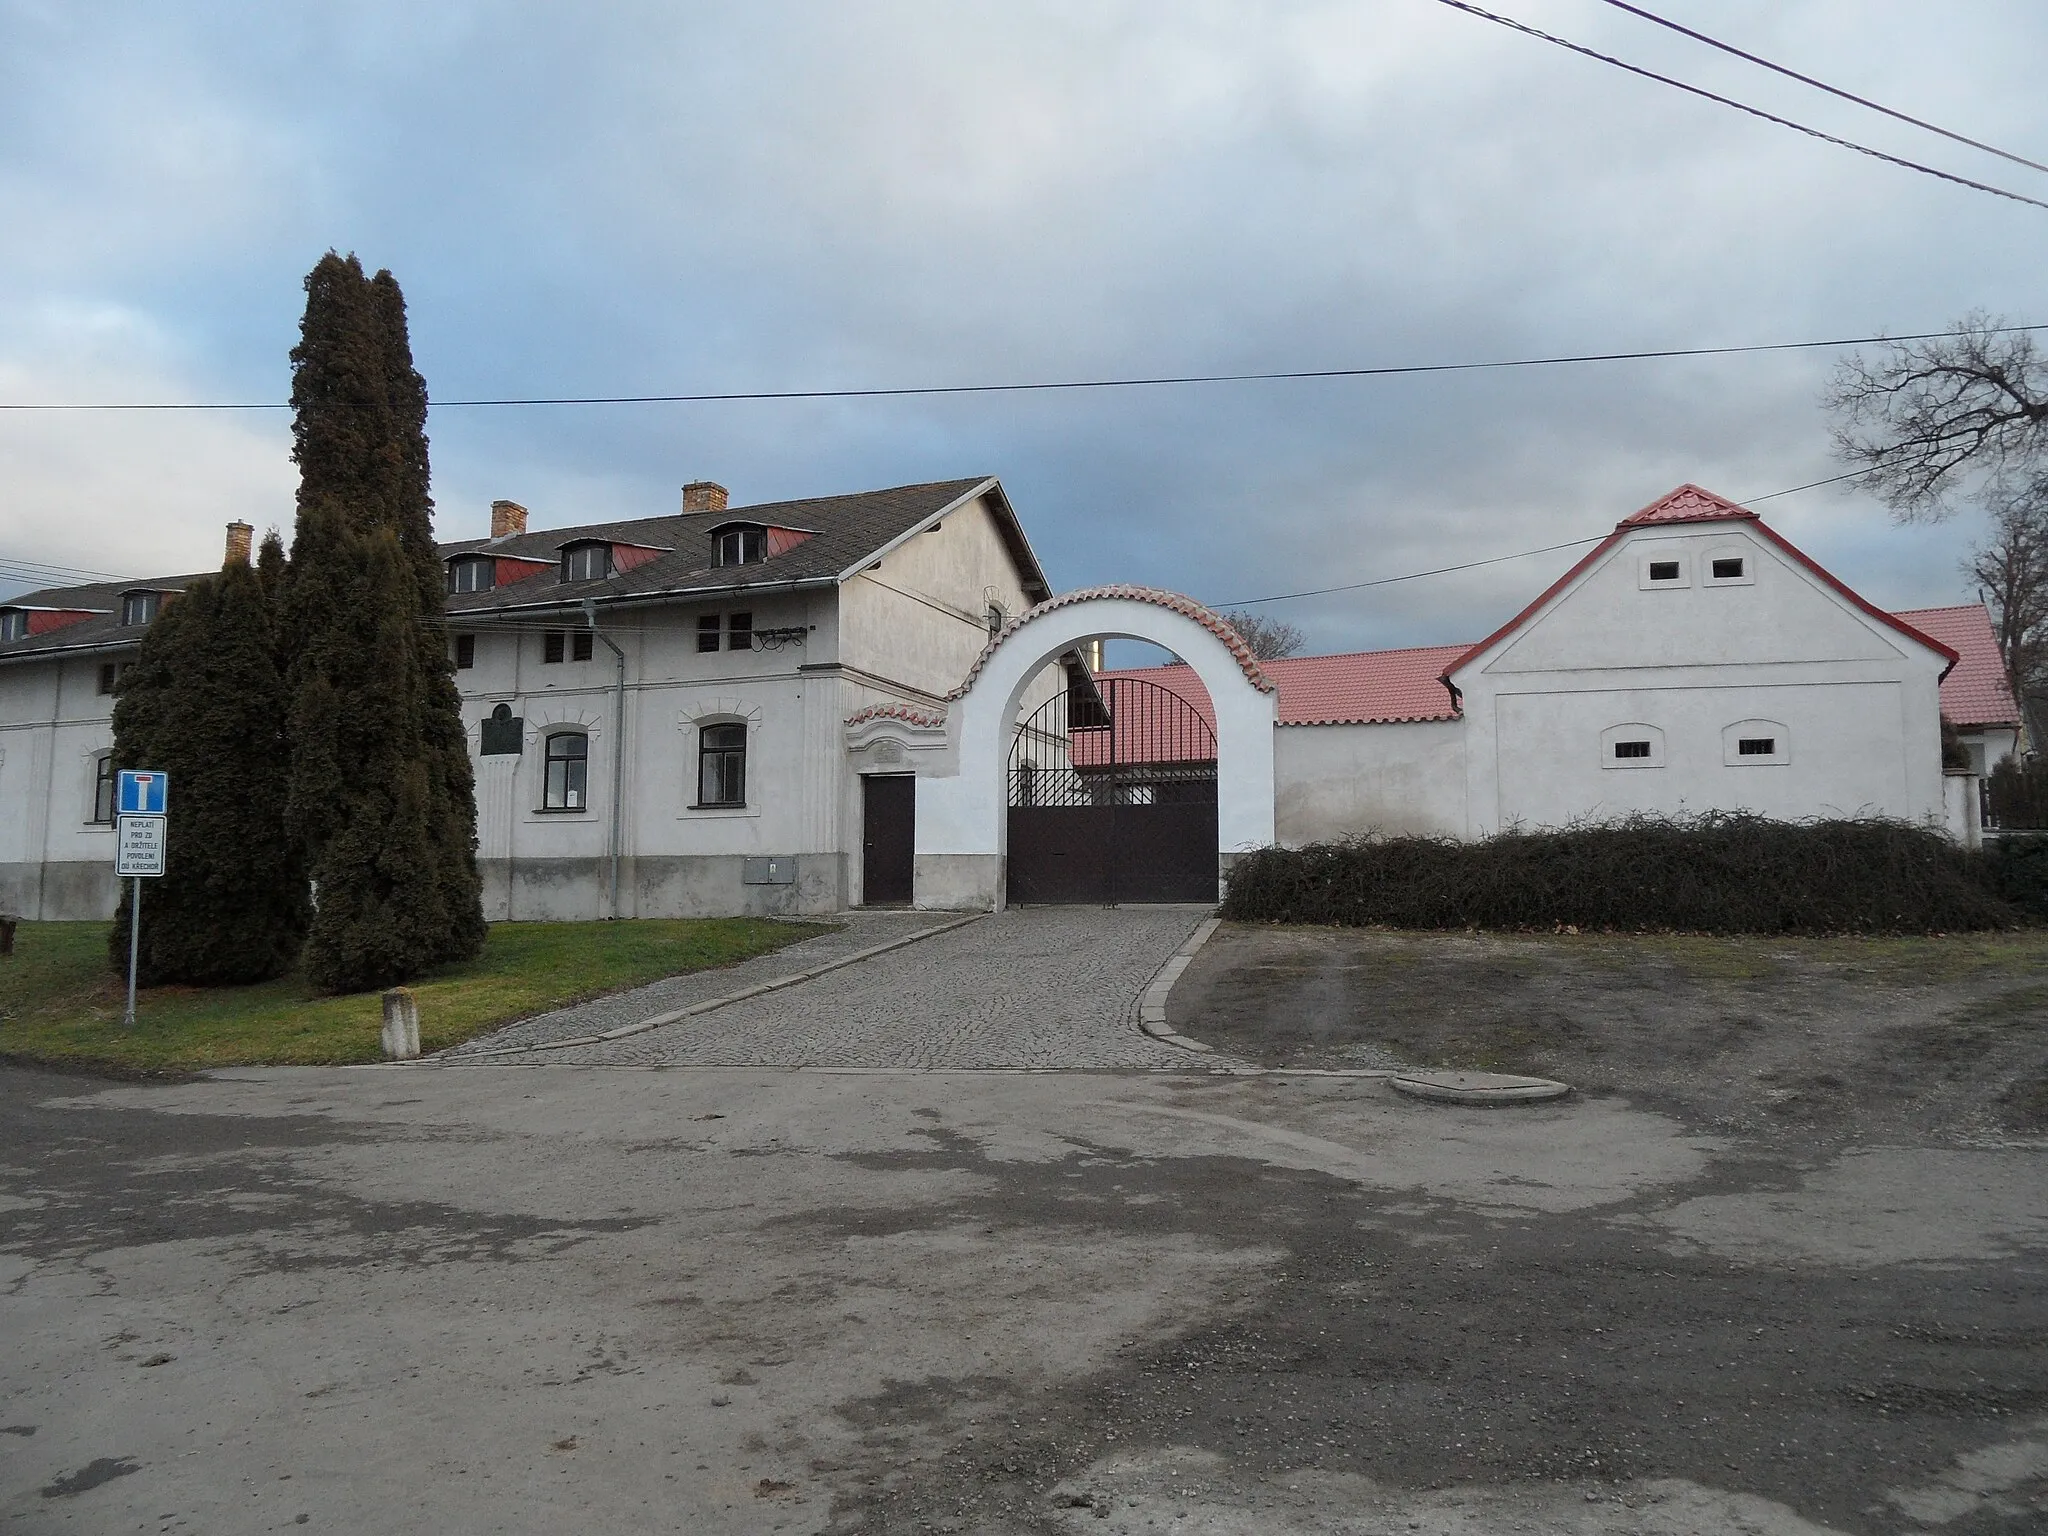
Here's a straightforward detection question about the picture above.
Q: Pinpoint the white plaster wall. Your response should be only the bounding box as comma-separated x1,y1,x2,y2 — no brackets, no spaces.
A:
1275,719,1466,843
1454,524,1949,834
0,653,122,917
839,495,1042,698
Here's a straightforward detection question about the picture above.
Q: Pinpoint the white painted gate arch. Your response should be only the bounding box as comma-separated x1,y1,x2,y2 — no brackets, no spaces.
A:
876,586,1277,910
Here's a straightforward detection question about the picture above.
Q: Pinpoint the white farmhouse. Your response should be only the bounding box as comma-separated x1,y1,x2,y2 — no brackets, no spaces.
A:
0,479,2025,920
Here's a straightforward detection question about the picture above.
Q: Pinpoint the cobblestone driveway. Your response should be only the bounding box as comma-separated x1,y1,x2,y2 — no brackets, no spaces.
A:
451,906,1220,1069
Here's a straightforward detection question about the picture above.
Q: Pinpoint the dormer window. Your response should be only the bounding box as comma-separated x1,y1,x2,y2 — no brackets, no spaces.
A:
561,542,613,583
0,609,25,642
120,591,161,627
715,525,767,567
447,555,496,594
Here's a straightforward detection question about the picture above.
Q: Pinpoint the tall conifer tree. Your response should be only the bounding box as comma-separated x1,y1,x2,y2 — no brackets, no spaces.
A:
107,558,306,985
283,252,483,992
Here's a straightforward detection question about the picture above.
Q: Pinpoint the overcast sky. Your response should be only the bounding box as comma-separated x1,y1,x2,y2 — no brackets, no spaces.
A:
3,0,2044,657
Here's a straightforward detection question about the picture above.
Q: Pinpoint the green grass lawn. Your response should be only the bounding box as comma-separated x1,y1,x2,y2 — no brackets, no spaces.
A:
0,917,833,1075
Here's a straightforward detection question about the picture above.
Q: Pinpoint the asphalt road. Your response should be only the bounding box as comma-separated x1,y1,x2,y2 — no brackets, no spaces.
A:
2,1059,2044,1534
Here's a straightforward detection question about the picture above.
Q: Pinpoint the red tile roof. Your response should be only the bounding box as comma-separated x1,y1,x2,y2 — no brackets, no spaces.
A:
1895,604,2022,729
1617,483,1758,527
1102,602,2008,741
1098,643,1464,733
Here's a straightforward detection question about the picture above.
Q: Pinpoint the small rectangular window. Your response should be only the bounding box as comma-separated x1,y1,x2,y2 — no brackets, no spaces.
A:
1738,737,1776,756
97,662,122,695
121,592,160,626
727,611,753,650
0,610,27,642
455,635,476,670
562,544,612,583
92,756,115,824
571,631,594,663
1613,740,1653,759
697,615,721,653
1712,557,1745,580
1647,561,1680,583
543,631,565,664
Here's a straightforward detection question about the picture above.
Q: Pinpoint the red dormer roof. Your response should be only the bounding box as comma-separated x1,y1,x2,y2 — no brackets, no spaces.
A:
1443,484,1958,683
1896,604,2023,729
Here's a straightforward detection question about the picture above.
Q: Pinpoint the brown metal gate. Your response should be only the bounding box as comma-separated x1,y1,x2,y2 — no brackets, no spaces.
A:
1006,674,1218,904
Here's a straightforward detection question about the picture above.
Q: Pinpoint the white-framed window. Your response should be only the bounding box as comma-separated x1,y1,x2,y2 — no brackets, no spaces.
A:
696,721,747,807
560,543,612,584
120,591,161,626
714,526,766,566
447,555,496,593
1638,553,1689,589
1601,722,1665,769
0,609,26,642
541,731,589,809
1723,719,1789,765
1704,546,1755,586
90,753,116,823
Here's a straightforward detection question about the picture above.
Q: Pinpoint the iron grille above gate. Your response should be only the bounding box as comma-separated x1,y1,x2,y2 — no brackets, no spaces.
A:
1010,674,1218,807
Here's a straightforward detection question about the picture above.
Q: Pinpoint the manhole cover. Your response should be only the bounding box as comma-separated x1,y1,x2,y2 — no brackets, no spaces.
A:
1388,1070,1571,1105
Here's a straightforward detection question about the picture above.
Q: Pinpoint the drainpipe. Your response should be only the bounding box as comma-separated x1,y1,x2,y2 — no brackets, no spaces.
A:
582,601,627,920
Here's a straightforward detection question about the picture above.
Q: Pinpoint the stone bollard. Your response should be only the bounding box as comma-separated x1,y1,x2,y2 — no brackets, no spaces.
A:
380,987,421,1061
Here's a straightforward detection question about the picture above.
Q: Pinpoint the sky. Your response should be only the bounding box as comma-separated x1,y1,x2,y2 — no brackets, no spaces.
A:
3,0,2044,661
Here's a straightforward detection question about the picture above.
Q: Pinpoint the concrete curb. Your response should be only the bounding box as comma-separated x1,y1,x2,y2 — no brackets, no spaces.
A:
433,912,988,1063
1136,915,1222,1054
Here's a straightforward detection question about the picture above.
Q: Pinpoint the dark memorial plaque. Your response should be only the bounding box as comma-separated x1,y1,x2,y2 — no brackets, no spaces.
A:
480,703,524,756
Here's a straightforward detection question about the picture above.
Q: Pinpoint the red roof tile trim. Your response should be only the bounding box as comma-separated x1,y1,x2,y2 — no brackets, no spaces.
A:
948,585,1276,700
844,701,948,730
1895,604,2022,729
1445,484,1959,683
1617,483,1758,526
1098,646,1466,733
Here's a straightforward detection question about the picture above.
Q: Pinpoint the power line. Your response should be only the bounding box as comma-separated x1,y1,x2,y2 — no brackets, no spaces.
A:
1594,0,2048,176
1427,0,2048,213
1215,467,1874,608
1216,536,1605,608
2,325,2042,412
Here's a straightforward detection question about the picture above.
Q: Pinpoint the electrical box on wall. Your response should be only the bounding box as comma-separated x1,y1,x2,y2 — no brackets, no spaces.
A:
742,856,796,885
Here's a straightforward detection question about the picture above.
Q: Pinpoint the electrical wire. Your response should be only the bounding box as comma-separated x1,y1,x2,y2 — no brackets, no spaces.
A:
1427,0,2048,212
1214,467,1873,608
0,324,2042,412
1594,0,2048,177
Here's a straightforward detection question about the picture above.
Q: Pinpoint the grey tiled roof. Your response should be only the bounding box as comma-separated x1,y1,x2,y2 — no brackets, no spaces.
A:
0,574,204,661
441,477,1026,618
0,476,1047,662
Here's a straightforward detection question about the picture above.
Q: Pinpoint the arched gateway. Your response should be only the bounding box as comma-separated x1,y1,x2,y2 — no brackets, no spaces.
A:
845,587,1278,909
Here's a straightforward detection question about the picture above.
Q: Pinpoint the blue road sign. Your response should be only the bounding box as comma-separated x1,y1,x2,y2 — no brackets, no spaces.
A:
117,769,168,816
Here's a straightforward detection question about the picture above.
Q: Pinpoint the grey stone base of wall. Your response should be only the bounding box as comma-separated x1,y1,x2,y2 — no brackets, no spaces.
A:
0,862,120,921
913,853,1002,911
482,854,849,922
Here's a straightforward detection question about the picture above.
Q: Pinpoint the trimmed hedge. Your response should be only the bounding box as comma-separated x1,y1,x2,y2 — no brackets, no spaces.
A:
1221,814,2023,935
1984,833,2048,922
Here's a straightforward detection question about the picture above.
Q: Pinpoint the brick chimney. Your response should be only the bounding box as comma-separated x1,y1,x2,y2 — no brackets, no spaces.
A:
224,521,254,566
490,499,528,539
682,481,730,514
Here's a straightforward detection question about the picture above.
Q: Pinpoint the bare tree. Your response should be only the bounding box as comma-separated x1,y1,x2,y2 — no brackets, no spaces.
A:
1220,609,1307,661
1967,480,2048,738
1827,313,2048,521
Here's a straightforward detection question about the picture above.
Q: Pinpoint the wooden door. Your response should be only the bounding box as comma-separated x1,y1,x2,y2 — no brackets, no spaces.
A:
861,775,915,905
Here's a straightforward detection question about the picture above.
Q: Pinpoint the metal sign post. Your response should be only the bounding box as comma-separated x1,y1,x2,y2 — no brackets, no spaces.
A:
114,771,169,1030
